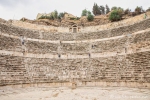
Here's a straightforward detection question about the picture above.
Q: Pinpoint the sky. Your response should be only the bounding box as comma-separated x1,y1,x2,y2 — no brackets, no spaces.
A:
0,0,149,20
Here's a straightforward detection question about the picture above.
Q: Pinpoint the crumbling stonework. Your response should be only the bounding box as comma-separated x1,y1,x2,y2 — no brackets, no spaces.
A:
1,18,150,41
11,12,150,33
0,16,150,88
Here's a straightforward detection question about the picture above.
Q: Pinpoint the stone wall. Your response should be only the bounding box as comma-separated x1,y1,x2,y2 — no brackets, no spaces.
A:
26,41,58,54
1,28,149,55
11,12,150,33
0,35,22,52
1,18,150,41
0,55,28,85
0,17,150,88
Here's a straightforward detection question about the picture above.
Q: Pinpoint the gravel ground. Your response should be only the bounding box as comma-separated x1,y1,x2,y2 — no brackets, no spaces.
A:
0,86,150,100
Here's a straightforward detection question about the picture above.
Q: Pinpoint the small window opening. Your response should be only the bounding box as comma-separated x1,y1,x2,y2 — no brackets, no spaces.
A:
89,53,91,58
58,54,61,58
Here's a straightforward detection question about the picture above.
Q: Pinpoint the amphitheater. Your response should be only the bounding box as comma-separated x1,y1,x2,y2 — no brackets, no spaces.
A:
0,13,150,100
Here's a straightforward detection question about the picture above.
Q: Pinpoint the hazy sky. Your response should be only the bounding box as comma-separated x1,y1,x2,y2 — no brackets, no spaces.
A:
0,0,149,20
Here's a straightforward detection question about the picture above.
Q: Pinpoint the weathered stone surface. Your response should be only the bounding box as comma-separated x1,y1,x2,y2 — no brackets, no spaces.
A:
0,18,150,41
0,16,150,88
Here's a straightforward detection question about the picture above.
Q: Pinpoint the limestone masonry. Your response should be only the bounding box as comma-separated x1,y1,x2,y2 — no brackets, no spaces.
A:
0,15,150,88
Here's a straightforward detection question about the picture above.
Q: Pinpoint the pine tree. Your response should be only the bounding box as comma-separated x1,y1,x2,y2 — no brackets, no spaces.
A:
99,5,105,14
92,3,101,16
105,4,110,14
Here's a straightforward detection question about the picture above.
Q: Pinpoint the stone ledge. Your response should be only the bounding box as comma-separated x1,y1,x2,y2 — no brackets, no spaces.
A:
0,81,150,89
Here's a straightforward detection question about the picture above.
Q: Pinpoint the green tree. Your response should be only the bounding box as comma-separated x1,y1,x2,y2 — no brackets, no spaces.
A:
87,11,94,21
111,6,124,17
105,4,110,14
50,14,54,20
135,6,142,15
92,3,101,16
58,12,65,19
81,9,88,16
111,6,118,11
81,9,94,21
53,10,58,19
124,8,130,15
87,14,94,21
50,10,58,19
99,5,105,14
117,7,124,16
109,10,121,21
88,11,92,15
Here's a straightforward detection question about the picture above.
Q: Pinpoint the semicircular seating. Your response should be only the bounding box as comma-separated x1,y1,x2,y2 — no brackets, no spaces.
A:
0,18,150,88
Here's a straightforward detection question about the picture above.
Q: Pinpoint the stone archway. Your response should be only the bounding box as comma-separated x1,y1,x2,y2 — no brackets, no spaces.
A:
73,25,77,33
69,24,81,33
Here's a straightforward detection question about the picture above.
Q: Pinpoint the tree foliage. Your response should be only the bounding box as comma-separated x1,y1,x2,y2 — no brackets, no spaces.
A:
81,9,94,21
111,6,118,11
124,8,130,15
58,12,65,19
52,10,58,19
135,6,142,15
81,9,88,16
109,10,121,21
111,6,124,17
105,4,110,14
92,3,101,16
87,11,94,21
99,5,105,14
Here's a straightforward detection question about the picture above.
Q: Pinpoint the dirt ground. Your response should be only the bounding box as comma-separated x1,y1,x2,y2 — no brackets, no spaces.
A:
0,86,150,100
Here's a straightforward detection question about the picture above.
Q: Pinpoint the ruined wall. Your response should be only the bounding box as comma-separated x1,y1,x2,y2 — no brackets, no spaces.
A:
1,18,150,41
11,12,150,33
0,18,150,88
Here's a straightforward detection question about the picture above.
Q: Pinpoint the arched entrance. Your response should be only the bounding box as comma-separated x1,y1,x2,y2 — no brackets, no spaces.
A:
73,25,77,33
69,24,81,33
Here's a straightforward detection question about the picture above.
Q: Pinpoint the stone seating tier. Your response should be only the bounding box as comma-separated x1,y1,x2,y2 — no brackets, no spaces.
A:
0,31,149,54
0,18,150,41
0,51,150,86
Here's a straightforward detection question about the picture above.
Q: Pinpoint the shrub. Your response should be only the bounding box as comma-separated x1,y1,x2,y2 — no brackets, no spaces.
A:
38,15,54,20
81,9,94,21
124,8,130,15
111,6,124,15
109,10,121,21
135,6,142,15
69,17,80,20
87,14,94,21
81,9,88,16
58,12,65,19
